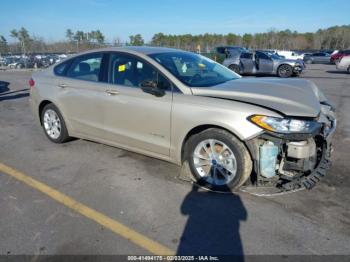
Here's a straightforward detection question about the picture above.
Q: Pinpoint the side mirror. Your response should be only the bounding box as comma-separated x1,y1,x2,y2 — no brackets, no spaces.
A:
141,80,165,97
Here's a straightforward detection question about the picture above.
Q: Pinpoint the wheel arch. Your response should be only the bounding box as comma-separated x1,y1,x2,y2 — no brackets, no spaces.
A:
38,100,53,125
277,63,293,70
228,63,241,72
38,100,69,130
179,123,254,190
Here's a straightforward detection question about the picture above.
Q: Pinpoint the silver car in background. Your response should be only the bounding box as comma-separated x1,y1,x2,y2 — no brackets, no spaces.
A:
303,52,331,64
223,50,304,77
29,47,336,192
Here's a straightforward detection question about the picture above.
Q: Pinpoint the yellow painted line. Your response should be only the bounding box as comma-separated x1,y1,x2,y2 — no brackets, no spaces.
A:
0,162,174,255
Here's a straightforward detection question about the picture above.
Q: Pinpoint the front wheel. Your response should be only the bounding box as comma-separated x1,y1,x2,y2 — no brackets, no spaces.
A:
229,64,241,74
185,128,252,192
277,64,293,78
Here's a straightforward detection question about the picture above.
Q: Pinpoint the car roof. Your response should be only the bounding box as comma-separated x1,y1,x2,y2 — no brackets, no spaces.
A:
78,46,184,56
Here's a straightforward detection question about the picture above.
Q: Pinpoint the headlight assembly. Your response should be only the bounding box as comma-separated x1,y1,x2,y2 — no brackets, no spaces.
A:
249,115,322,134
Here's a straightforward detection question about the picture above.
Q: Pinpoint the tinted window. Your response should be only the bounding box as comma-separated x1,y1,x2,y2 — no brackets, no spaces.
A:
313,53,325,56
344,50,350,54
66,53,103,82
256,52,270,60
54,61,70,76
108,53,171,90
240,53,253,59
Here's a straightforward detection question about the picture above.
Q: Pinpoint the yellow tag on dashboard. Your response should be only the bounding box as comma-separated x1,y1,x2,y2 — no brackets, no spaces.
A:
118,64,126,72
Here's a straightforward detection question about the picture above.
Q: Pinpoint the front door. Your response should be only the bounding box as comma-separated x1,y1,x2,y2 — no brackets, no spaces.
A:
256,52,273,73
102,52,172,156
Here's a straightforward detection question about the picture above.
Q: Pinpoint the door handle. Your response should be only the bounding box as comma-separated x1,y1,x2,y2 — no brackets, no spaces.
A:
58,83,68,88
106,90,120,96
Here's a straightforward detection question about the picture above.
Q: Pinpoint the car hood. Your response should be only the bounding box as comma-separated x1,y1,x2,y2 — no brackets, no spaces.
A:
274,58,301,64
191,78,322,117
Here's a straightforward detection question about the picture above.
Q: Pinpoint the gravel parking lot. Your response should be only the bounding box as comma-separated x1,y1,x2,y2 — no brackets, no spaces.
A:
0,65,350,257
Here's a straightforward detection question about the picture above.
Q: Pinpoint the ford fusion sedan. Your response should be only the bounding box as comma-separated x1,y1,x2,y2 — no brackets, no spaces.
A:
222,51,304,78
29,47,336,192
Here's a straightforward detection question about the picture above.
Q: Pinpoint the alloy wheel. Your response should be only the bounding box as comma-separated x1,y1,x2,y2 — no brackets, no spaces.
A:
279,65,292,77
43,109,61,139
193,139,237,186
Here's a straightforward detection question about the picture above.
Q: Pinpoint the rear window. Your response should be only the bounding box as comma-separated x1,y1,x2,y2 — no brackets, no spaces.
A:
66,53,103,82
240,53,253,59
54,61,70,76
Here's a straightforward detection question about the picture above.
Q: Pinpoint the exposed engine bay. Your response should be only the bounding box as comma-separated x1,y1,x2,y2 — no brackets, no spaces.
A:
245,104,336,192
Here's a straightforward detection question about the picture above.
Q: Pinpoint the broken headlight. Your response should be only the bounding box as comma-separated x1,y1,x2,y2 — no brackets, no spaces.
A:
249,115,322,134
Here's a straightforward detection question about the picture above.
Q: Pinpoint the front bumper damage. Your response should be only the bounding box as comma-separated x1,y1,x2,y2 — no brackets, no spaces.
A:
245,108,336,192
293,65,303,74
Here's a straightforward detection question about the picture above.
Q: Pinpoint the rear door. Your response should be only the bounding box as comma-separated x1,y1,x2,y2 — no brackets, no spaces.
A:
313,53,329,63
322,53,331,63
240,52,254,73
54,52,108,137
102,52,173,156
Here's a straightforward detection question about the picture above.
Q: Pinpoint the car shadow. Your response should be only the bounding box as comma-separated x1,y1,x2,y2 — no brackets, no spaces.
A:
326,70,349,75
177,184,246,259
304,76,350,80
0,86,29,102
0,81,10,93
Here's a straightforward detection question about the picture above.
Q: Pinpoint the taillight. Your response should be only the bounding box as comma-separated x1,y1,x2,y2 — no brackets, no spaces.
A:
28,78,35,88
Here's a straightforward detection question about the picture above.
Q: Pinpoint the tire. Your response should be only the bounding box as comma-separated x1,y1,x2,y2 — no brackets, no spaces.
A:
347,66,350,74
184,128,252,192
292,71,301,77
228,64,240,74
277,64,293,78
41,103,70,143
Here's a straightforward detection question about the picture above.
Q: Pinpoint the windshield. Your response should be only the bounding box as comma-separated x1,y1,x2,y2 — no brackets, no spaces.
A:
269,53,282,60
149,52,240,87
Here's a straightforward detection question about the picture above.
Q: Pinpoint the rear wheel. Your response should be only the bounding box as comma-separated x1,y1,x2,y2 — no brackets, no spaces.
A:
185,128,252,192
41,104,70,143
277,64,293,78
229,64,240,74
347,66,350,74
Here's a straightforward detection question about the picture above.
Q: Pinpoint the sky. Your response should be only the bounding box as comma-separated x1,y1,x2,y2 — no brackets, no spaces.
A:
1,0,349,43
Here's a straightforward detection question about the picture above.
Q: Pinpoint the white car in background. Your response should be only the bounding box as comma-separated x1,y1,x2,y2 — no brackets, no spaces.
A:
276,50,305,60
336,56,350,73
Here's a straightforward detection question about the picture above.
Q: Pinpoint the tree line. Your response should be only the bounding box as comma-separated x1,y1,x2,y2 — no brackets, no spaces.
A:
1,25,350,55
151,25,350,52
